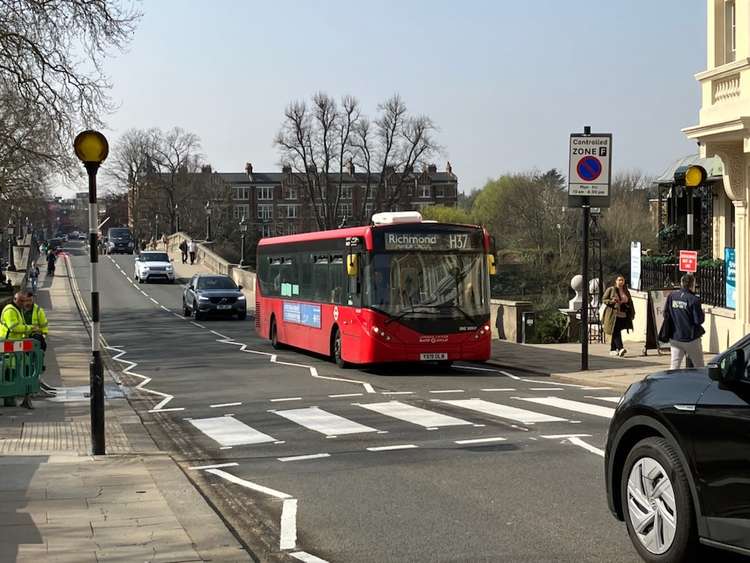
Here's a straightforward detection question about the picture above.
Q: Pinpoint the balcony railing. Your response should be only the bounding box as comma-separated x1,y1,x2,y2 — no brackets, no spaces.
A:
640,261,726,308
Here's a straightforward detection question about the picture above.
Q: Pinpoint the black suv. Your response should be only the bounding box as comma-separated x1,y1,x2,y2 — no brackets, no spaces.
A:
605,336,750,562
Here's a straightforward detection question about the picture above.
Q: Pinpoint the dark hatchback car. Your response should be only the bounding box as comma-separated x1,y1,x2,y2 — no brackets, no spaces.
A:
183,274,247,321
605,335,750,562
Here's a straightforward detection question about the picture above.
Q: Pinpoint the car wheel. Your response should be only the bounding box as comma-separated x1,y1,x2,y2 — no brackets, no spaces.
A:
621,437,697,563
193,307,204,321
332,328,347,368
182,300,190,317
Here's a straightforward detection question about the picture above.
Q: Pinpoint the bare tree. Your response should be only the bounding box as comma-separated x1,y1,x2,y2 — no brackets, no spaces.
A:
275,93,440,229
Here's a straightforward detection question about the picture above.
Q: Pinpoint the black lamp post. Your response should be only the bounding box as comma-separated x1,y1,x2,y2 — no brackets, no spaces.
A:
73,129,109,456
239,215,247,267
205,201,212,241
6,219,15,271
155,213,160,241
175,204,180,233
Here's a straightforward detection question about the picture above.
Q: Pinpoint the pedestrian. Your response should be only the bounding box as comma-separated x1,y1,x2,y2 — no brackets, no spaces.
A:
601,274,635,357
664,273,705,369
29,265,39,293
188,239,197,265
179,239,188,264
161,233,168,250
149,237,157,250
46,250,57,276
0,292,38,408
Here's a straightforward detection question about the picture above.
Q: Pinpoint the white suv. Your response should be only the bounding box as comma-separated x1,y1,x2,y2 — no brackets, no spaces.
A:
134,251,175,284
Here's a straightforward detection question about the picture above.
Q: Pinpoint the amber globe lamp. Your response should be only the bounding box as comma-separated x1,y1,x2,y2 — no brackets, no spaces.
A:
73,130,109,165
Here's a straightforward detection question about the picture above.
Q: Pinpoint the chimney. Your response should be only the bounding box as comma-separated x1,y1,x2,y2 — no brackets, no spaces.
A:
201,164,212,174
245,162,253,176
347,159,355,176
427,164,437,174
446,161,453,175
282,163,292,174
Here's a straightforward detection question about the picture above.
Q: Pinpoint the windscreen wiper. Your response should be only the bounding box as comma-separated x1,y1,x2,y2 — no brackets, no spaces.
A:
382,306,444,326
428,302,477,326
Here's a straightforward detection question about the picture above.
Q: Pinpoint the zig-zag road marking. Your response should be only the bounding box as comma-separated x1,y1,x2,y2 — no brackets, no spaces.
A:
107,345,184,413
209,334,376,394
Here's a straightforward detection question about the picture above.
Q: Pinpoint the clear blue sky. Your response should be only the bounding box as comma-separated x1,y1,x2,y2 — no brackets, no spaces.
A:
99,0,706,194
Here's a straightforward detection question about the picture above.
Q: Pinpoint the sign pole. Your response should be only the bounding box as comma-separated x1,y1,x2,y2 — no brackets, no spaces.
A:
580,127,591,370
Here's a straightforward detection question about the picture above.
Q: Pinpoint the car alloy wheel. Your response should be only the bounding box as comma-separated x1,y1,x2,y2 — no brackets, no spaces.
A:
626,457,677,555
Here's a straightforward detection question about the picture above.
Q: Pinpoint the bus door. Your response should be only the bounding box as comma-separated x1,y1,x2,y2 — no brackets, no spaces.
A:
343,237,363,338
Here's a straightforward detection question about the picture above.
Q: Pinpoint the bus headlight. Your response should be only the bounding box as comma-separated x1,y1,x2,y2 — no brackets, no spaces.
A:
372,326,391,341
474,325,491,340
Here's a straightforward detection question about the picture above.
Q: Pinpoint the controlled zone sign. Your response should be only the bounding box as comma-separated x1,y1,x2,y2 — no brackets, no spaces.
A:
568,133,612,208
679,250,698,273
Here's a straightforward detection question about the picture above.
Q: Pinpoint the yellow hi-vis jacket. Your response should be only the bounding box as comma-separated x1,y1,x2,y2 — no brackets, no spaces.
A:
26,304,48,336
0,303,32,341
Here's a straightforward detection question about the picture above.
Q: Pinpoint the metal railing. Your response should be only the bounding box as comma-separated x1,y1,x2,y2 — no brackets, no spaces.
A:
640,261,726,308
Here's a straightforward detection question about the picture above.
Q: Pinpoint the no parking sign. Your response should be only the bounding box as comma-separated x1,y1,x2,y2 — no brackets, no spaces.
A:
568,133,611,208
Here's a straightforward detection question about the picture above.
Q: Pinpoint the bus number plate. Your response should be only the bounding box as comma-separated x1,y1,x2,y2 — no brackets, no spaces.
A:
420,353,448,361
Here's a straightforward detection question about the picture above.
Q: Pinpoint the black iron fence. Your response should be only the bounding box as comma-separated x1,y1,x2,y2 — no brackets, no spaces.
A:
640,261,726,308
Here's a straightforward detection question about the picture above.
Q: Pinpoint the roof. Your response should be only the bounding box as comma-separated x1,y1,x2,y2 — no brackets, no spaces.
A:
653,154,724,185
217,170,456,185
258,225,371,247
218,172,282,184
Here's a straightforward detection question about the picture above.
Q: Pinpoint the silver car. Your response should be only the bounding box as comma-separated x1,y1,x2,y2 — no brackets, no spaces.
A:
133,251,175,283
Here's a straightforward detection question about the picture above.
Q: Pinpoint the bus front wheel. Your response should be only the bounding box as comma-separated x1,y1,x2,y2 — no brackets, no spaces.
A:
332,328,347,369
270,318,283,350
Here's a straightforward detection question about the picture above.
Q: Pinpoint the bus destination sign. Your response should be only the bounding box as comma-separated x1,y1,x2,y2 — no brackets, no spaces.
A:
385,232,482,251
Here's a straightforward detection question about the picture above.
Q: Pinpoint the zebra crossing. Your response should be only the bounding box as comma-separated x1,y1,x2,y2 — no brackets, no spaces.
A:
187,393,620,449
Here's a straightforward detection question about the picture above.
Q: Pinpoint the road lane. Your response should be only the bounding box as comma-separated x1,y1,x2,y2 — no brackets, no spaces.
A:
66,243,638,562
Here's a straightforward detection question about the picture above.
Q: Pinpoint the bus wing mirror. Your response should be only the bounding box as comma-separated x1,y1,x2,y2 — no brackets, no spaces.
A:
487,254,497,276
347,254,359,277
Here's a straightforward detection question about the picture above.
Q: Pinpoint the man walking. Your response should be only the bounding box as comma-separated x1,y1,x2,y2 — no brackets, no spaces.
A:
188,239,197,265
179,239,188,264
664,273,705,369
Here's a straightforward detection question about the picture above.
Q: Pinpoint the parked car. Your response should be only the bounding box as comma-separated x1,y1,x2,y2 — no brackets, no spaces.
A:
133,251,175,283
182,274,246,320
605,335,750,562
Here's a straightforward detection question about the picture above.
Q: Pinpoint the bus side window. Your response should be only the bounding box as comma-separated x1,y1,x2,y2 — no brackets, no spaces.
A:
313,255,329,302
330,255,344,304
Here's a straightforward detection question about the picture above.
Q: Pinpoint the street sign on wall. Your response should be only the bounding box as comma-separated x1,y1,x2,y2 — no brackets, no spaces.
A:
630,241,641,291
679,250,698,273
725,247,736,309
568,133,612,208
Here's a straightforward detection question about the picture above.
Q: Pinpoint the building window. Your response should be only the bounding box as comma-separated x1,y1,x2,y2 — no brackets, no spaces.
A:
435,186,445,198
341,185,353,200
233,204,249,219
364,203,374,218
258,204,273,221
725,0,736,64
260,224,272,238
285,224,298,235
282,205,298,219
257,186,274,201
284,186,298,200
419,184,431,198
338,203,352,217
233,186,249,200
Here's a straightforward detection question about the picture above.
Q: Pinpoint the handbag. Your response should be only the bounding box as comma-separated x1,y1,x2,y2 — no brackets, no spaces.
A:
658,313,674,343
598,303,607,323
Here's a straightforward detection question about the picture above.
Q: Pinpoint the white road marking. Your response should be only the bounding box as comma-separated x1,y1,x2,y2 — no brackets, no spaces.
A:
205,469,292,499
381,391,413,395
517,396,615,419
172,312,183,318
149,298,159,304
188,462,239,470
530,387,564,391
278,453,331,462
542,434,593,439
210,402,243,408
210,330,229,339
357,401,472,428
429,389,465,394
329,393,363,398
438,398,567,424
569,436,605,457
140,290,148,296
191,321,206,329
585,396,622,404
454,437,507,445
189,416,276,446
580,386,614,390
291,551,329,563
275,406,378,436
367,444,418,451
481,388,515,392
160,305,170,311
107,346,178,412
270,397,302,402
149,407,185,413
280,498,297,550
220,446,232,450
455,365,591,390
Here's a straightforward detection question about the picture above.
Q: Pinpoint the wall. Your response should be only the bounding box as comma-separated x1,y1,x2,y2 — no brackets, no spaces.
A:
491,299,533,343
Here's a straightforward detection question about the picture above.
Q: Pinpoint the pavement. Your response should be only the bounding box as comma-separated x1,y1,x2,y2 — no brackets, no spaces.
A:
487,339,716,391
0,254,251,561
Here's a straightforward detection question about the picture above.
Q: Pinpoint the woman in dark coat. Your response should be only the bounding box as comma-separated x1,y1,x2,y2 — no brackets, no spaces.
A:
602,274,635,357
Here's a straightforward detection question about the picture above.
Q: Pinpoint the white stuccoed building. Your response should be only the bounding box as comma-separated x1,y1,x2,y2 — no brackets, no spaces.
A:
683,0,750,344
